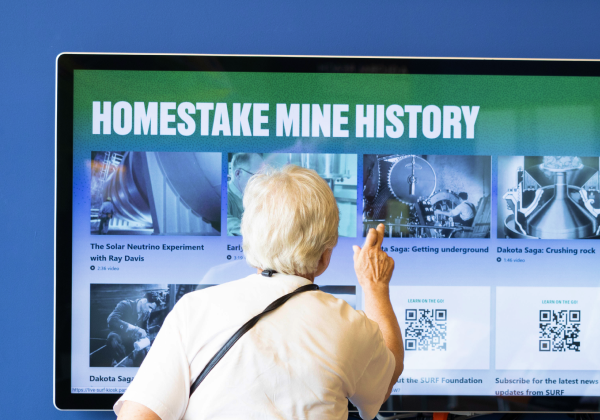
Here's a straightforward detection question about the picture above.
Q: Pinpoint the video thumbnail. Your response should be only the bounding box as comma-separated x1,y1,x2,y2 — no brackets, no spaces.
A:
363,154,491,238
89,283,212,367
89,283,357,368
498,156,600,239
90,151,222,236
227,153,357,237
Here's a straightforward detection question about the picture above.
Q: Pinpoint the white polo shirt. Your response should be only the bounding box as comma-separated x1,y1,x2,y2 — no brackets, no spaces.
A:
114,273,395,420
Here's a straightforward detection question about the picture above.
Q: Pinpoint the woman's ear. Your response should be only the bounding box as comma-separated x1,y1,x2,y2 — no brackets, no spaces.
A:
315,248,333,277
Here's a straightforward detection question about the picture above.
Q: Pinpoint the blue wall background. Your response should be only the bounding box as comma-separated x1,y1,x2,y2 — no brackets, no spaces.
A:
1,1,600,418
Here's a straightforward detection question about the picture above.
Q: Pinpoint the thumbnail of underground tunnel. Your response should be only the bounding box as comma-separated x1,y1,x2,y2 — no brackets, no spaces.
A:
90,151,222,236
498,156,600,239
89,283,212,367
363,154,492,238
227,153,357,237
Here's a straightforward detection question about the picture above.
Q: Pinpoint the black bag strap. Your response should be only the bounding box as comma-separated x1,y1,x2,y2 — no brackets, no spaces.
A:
189,282,319,396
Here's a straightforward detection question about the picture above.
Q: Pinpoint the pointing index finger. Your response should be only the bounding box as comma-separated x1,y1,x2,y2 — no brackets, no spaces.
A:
376,223,385,248
363,227,378,249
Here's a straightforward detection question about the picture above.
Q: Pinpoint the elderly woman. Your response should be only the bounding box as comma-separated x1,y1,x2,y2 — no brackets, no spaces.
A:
115,165,404,420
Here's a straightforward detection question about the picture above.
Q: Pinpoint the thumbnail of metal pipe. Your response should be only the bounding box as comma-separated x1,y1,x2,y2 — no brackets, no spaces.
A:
103,152,221,234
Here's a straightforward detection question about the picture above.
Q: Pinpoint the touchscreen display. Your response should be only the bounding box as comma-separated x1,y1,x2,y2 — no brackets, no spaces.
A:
70,69,600,399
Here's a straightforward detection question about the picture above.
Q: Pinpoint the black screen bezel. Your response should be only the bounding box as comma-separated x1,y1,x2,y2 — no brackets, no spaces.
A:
55,53,600,412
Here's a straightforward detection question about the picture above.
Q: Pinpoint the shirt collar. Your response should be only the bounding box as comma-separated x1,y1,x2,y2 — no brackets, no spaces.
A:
253,272,313,287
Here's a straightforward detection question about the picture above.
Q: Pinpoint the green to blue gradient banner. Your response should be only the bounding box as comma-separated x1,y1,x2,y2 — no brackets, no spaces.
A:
74,70,600,157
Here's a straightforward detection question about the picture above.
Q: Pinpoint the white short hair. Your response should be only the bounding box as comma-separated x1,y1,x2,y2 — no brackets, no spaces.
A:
241,165,339,276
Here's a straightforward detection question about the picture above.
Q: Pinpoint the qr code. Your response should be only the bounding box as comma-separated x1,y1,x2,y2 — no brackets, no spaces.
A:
404,309,447,351
539,310,581,352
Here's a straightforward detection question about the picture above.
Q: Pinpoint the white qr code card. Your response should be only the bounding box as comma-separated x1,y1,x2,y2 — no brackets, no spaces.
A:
389,286,490,370
496,287,600,370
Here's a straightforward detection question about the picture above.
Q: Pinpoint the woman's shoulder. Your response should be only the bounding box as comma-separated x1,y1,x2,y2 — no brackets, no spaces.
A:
308,291,376,330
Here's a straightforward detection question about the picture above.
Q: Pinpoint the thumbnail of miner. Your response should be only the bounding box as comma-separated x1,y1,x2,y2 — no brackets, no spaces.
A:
227,153,264,236
434,192,476,227
105,292,162,367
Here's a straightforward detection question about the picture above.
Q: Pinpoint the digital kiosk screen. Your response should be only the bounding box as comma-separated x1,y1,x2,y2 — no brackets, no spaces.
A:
55,55,600,412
